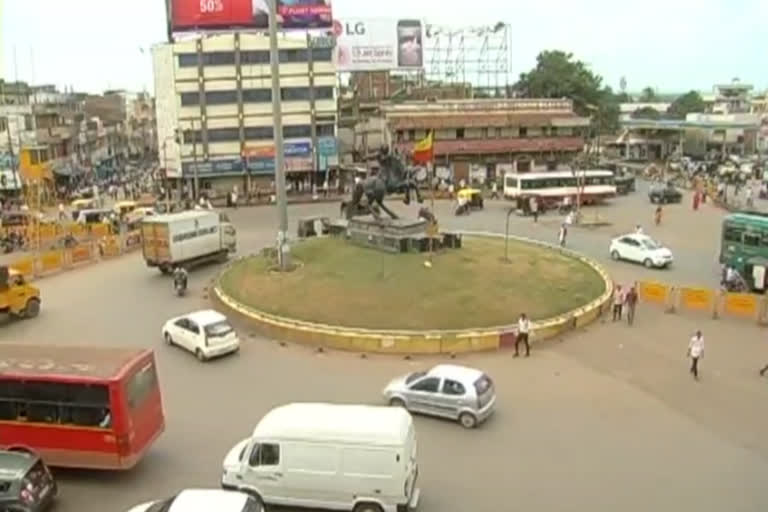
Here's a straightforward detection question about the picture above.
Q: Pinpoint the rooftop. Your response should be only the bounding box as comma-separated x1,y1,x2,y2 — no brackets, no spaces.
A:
427,364,484,382
253,403,413,446
395,136,584,156
184,309,229,326
0,345,151,380
387,113,587,130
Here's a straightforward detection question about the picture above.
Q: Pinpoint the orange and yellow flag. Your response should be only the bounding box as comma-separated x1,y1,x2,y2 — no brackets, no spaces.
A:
412,131,434,164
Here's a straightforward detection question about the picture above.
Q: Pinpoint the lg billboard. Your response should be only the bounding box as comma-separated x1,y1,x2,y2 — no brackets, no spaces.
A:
333,19,424,72
169,0,333,32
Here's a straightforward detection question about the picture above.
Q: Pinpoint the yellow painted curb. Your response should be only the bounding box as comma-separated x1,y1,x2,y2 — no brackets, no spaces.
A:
214,232,614,354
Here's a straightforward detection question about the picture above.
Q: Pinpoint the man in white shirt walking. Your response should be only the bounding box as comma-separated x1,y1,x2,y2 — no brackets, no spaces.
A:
515,313,531,358
688,330,704,380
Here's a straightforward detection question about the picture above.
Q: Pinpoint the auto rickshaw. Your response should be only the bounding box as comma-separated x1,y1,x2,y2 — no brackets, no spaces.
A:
113,200,138,219
457,188,484,210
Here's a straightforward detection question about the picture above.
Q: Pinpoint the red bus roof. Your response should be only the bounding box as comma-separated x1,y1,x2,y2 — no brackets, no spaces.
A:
0,345,153,381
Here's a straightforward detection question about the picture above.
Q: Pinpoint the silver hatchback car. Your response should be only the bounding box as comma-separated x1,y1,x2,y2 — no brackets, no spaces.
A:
383,364,496,428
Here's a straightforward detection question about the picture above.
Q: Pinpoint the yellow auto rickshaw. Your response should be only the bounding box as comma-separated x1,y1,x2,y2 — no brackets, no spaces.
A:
457,188,484,209
113,200,138,219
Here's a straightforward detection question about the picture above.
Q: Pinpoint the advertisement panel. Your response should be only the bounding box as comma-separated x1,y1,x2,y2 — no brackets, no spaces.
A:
333,18,424,71
184,141,314,175
170,0,333,32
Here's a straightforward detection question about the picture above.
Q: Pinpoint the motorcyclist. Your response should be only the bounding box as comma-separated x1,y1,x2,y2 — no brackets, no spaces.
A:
173,266,188,292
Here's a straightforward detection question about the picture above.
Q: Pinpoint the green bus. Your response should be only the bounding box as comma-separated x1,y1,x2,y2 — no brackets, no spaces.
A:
720,212,768,290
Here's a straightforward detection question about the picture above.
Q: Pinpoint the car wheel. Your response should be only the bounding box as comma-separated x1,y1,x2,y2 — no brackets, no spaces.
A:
23,298,41,319
643,258,653,268
195,349,206,362
459,412,477,429
164,332,174,346
610,250,620,261
353,502,384,512
389,397,406,409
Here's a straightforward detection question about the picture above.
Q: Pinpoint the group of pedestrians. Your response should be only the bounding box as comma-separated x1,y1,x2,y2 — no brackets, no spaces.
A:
611,283,639,325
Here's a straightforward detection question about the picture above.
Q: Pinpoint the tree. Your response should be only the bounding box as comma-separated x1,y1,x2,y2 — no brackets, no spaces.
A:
640,86,657,102
668,90,706,119
513,50,619,133
631,106,661,120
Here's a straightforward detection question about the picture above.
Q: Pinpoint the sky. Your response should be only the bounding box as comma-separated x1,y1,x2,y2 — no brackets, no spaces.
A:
0,0,766,95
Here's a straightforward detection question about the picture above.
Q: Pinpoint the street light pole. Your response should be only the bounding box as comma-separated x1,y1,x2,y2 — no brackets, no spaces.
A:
269,0,290,269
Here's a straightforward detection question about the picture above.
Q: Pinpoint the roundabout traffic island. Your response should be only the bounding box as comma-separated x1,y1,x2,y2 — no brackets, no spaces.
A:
215,234,613,354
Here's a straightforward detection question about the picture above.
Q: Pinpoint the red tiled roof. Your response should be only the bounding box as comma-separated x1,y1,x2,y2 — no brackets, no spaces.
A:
395,137,584,156
387,113,578,130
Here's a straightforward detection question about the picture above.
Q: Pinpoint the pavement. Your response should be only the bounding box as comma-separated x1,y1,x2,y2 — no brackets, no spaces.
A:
3,181,768,512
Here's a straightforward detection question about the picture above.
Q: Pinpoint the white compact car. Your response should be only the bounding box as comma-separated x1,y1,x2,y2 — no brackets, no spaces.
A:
162,309,240,361
609,233,673,268
127,489,261,512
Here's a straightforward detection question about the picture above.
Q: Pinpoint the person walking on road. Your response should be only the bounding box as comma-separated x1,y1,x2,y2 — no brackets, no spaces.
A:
654,205,662,226
529,196,539,223
612,285,624,322
558,223,568,247
688,330,704,381
625,285,638,326
515,313,530,358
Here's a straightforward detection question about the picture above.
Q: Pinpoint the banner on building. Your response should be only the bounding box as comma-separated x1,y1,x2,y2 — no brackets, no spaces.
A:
333,18,424,71
186,141,315,175
169,0,333,33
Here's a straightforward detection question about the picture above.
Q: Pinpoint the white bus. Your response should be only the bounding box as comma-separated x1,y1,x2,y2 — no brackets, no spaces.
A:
503,170,616,206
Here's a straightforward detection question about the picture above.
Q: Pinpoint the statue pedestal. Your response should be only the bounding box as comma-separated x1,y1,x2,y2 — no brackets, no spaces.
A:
347,216,429,254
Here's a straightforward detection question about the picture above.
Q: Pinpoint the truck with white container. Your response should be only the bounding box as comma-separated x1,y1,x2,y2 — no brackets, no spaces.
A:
221,403,420,512
141,210,237,273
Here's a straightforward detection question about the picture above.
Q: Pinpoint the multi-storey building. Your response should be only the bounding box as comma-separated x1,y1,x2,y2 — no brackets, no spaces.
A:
152,32,338,197
385,98,590,183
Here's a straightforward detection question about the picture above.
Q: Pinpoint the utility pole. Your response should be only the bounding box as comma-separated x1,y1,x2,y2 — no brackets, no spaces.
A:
269,0,290,269
191,119,199,203
5,122,20,192
306,32,319,194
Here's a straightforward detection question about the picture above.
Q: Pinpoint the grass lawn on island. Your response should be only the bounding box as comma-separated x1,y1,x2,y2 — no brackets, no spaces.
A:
220,237,606,330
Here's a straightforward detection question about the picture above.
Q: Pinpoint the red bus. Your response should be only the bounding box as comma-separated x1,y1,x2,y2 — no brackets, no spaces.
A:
0,344,165,470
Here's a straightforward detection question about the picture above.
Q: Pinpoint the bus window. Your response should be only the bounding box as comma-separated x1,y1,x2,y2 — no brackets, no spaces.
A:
744,232,760,247
126,361,159,410
723,225,744,243
0,380,111,428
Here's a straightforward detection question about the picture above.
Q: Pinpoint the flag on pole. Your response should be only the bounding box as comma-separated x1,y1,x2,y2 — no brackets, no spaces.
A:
412,131,434,164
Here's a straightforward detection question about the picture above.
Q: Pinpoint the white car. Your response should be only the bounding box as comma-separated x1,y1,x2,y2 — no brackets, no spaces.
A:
127,489,261,512
609,233,673,268
162,309,240,361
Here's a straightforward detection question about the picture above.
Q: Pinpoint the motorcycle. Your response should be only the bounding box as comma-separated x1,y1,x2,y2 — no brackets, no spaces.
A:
173,274,187,297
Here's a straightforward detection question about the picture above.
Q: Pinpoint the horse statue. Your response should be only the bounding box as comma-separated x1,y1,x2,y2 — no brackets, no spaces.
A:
341,147,424,220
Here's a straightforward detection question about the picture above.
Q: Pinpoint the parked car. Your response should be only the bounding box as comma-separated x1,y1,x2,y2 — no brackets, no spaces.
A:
126,489,261,512
383,364,496,429
648,184,683,204
162,309,240,361
609,233,674,268
0,450,57,512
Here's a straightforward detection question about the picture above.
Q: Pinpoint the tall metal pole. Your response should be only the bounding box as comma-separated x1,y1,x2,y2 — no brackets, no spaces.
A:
191,119,199,203
306,32,319,194
269,0,290,269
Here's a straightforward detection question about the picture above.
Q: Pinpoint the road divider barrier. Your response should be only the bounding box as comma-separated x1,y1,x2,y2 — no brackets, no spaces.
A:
214,233,614,355
636,280,767,324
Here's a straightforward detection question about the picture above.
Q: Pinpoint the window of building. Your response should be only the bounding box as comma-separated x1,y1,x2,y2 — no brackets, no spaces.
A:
284,125,311,138
24,115,33,131
317,124,335,137
202,52,236,66
180,92,199,106
495,127,502,138
396,130,404,142
550,126,558,136
178,53,199,68
241,50,270,65
311,48,333,62
244,126,274,140
281,87,310,101
519,127,528,137
456,128,465,139
0,117,6,132
481,128,488,138
279,49,309,63
242,89,272,103
542,126,549,136
408,129,415,141
206,90,238,105
207,128,240,143
313,86,334,100
183,130,202,144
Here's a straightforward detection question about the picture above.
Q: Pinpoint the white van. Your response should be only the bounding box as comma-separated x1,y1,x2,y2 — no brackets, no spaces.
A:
221,403,420,512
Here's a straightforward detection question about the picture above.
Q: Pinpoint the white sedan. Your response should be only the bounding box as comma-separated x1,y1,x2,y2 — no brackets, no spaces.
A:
127,489,261,512
162,309,241,362
609,233,673,269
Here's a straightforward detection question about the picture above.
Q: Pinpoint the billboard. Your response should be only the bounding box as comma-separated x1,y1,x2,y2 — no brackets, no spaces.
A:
170,0,333,32
333,18,424,71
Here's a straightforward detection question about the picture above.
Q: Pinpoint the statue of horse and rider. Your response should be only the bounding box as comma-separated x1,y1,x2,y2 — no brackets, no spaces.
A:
341,146,423,220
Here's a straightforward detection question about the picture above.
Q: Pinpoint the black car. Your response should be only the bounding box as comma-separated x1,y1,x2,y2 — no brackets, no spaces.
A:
615,174,636,195
0,450,57,512
649,184,683,204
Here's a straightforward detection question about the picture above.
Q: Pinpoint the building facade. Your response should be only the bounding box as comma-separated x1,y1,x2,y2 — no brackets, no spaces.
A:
385,99,589,183
152,32,338,197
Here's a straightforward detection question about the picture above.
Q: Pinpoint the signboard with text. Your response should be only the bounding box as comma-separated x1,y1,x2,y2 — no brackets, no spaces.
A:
333,18,423,71
170,0,333,33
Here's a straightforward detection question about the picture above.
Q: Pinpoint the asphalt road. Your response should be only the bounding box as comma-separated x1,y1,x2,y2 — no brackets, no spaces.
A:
3,183,768,512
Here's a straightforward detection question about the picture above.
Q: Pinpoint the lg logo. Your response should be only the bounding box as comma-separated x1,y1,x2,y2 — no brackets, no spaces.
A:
333,20,366,36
